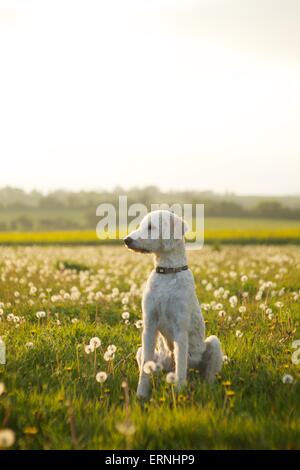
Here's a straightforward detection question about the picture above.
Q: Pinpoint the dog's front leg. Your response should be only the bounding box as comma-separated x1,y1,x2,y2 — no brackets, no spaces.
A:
137,327,157,399
174,332,188,389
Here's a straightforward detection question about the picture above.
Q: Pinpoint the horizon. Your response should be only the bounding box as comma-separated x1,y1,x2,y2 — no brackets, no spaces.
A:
1,184,300,199
1,0,300,195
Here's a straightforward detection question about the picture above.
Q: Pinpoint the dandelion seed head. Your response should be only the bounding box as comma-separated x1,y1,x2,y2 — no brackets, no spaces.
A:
0,382,5,396
36,311,46,319
89,337,101,349
96,371,108,383
116,421,136,436
104,351,114,361
282,374,294,384
229,296,238,308
0,429,15,448
166,372,177,384
107,344,116,354
223,355,230,364
143,361,157,374
84,345,92,354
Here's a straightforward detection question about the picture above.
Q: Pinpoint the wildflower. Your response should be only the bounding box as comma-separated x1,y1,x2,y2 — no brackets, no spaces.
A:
0,429,15,448
291,340,300,365
241,275,248,283
229,296,238,308
275,301,284,309
222,380,231,387
107,344,117,354
201,304,210,311
23,426,38,435
218,310,226,318
122,311,130,320
95,291,103,300
71,318,78,324
282,374,294,384
116,420,136,436
36,311,46,319
0,382,5,396
223,355,230,364
25,342,34,349
104,351,114,361
143,361,157,374
235,330,243,338
84,345,92,354
214,303,223,311
96,371,108,383
89,337,101,349
239,306,246,314
135,320,143,329
166,372,177,384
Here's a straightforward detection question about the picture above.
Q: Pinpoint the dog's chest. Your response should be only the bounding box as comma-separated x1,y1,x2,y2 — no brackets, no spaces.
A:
143,272,193,329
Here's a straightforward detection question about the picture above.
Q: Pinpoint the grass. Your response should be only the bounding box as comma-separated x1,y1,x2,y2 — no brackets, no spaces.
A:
0,245,300,449
1,217,300,245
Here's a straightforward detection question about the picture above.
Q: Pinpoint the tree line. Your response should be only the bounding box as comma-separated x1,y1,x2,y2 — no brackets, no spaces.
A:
0,186,299,232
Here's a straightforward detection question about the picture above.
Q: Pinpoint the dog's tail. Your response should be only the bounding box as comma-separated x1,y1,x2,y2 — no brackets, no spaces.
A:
199,335,223,383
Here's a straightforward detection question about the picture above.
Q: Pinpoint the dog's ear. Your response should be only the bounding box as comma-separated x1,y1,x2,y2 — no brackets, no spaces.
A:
160,212,188,251
173,214,189,239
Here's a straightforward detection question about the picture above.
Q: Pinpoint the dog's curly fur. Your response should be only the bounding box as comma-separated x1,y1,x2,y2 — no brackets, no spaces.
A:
124,210,223,398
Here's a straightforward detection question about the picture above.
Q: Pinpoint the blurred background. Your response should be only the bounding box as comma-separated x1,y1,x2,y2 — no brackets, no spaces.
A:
0,0,299,242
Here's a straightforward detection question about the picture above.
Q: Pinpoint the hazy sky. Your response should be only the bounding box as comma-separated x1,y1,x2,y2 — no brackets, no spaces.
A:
0,0,300,195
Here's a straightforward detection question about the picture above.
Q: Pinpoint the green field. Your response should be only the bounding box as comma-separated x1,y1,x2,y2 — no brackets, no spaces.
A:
0,245,300,449
1,217,300,245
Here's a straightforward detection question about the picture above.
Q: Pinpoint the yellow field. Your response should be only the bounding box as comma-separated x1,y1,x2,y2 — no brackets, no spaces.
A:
1,217,300,244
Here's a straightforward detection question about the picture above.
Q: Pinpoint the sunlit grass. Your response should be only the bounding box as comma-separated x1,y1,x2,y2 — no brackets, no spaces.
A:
0,245,300,449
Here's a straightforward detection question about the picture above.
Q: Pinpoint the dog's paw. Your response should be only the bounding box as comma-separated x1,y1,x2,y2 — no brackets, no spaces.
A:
174,380,187,393
137,383,150,400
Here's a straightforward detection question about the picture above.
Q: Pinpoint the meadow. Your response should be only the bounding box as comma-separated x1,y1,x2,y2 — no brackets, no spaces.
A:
0,244,300,450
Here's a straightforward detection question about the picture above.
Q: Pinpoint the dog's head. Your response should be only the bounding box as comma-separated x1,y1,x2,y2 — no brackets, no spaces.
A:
124,210,189,254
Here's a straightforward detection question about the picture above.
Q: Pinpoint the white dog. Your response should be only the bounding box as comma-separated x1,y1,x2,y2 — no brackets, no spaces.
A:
124,210,222,398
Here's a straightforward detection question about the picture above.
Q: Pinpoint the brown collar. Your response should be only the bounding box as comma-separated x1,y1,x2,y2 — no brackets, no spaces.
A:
155,265,189,274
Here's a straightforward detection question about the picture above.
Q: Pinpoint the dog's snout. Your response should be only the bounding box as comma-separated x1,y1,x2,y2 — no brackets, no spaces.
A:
124,236,133,247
